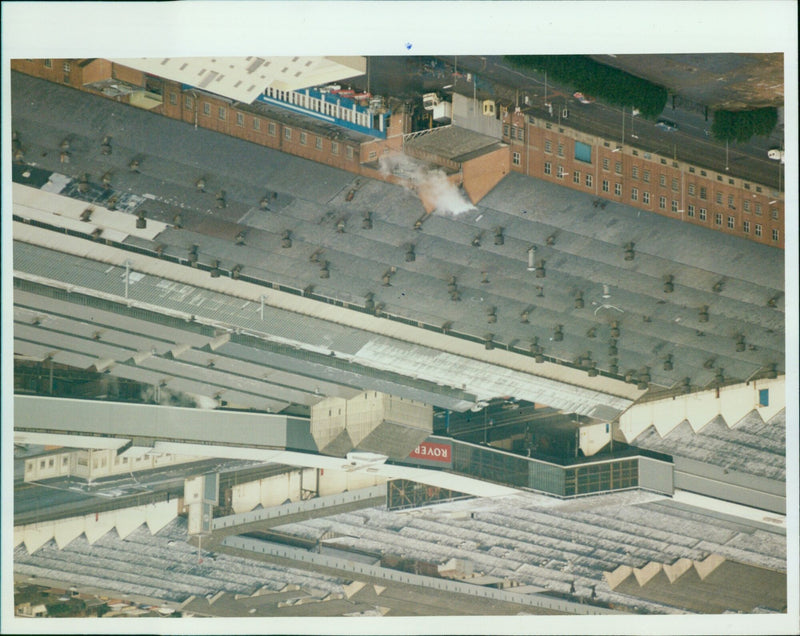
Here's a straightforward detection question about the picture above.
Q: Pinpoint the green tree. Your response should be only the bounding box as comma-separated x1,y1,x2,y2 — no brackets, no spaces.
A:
711,107,778,142
505,55,668,119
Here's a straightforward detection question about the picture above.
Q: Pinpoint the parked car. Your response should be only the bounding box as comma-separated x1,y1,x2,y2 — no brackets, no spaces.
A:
573,91,593,104
655,119,679,132
767,148,785,163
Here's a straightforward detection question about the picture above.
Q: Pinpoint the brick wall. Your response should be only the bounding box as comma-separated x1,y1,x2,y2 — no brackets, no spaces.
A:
505,111,784,249
462,145,511,205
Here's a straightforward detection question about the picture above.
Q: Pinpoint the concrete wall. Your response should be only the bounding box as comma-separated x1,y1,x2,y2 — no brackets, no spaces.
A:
618,376,785,441
23,451,72,482
452,93,503,139
14,499,179,553
578,422,611,456
229,468,385,513
24,448,204,483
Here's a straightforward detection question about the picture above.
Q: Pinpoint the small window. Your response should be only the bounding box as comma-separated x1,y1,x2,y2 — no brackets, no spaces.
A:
268,122,276,136
573,170,581,184
743,200,750,212
63,62,71,72
631,187,638,201
755,203,762,216
346,146,354,160
516,127,525,141
40,460,46,469
728,194,735,209
744,183,751,190
284,127,292,140
688,183,696,196
672,178,679,191
771,208,779,220
544,161,552,175
772,229,779,242
26,462,32,472
512,151,521,166
169,93,177,106
585,174,593,188
632,166,638,180
699,186,707,200
203,102,210,116
743,220,750,233
615,161,622,175
659,196,666,209
300,131,307,145
602,179,609,193
756,186,762,193
185,95,193,110
660,174,666,187
331,141,339,155
689,166,695,173
699,208,707,221
643,191,650,204
48,458,55,468
236,112,244,126
44,59,52,68
545,140,553,154
316,136,323,150
253,117,261,130
643,170,650,183
62,456,69,465
557,143,564,158
700,170,707,176
671,200,678,213
687,204,695,217
727,216,735,229
557,165,564,179
755,224,762,237
218,106,226,120
503,124,510,136
368,150,377,160
715,213,722,226
716,192,723,204
614,183,622,196
602,157,609,171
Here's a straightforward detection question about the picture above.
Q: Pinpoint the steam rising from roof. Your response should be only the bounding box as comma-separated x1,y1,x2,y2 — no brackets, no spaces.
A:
379,152,475,216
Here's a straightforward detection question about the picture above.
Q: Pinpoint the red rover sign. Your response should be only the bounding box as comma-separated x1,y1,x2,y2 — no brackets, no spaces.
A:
409,441,451,463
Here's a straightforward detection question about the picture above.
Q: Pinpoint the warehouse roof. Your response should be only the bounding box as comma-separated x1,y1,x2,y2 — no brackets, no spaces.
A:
109,56,366,103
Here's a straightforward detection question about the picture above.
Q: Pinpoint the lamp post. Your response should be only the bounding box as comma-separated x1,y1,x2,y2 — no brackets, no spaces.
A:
725,139,729,171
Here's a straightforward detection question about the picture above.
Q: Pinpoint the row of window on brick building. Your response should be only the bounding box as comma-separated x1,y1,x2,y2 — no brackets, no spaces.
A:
171,91,357,160
536,157,779,243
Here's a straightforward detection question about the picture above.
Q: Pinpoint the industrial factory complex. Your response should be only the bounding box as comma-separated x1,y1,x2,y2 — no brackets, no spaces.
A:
3,4,797,634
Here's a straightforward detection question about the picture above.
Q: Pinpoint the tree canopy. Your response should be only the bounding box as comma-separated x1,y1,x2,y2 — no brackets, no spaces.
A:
505,55,668,119
711,107,778,143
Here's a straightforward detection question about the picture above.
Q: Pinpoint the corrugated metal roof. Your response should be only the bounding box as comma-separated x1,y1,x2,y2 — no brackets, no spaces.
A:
109,56,366,104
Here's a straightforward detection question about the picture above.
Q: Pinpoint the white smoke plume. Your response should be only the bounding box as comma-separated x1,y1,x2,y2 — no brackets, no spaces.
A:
379,152,476,216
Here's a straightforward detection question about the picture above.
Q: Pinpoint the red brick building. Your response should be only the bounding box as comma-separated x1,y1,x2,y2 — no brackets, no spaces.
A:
502,108,784,248
11,58,784,247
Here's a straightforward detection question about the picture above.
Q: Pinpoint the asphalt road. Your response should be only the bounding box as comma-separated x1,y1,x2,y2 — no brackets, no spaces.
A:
419,55,785,191
13,458,279,525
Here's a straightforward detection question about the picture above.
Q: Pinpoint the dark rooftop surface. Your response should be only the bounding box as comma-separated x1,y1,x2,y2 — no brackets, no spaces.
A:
11,71,785,395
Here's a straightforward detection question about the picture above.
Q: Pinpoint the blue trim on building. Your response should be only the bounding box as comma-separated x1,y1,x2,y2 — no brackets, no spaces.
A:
179,82,388,139
258,94,387,139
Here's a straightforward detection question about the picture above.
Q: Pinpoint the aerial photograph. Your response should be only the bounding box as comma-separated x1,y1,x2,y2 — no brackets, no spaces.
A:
3,2,797,635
